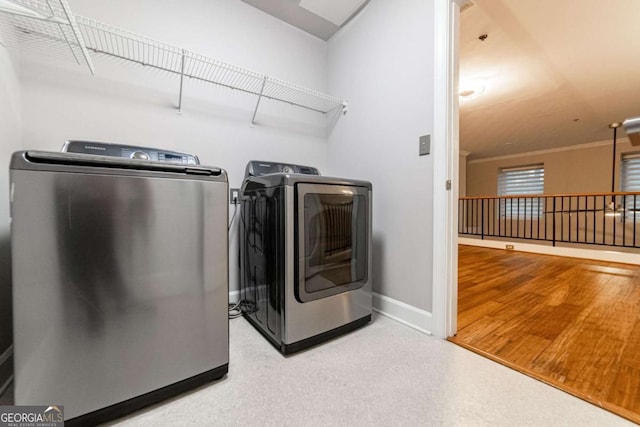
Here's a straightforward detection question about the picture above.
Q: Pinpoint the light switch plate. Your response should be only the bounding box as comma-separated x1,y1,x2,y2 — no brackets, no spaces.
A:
419,135,430,156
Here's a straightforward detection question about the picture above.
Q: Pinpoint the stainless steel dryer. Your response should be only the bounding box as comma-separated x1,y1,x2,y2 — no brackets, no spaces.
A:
239,161,372,354
10,141,229,425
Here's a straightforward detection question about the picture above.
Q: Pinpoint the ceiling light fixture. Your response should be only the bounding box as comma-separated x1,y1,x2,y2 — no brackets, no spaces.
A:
459,84,485,101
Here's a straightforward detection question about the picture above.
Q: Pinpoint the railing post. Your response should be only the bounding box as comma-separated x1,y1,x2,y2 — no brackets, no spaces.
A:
481,199,485,240
552,196,556,246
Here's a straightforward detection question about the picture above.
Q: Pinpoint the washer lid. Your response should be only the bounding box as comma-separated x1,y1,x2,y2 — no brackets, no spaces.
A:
244,160,320,179
243,172,372,191
10,150,227,182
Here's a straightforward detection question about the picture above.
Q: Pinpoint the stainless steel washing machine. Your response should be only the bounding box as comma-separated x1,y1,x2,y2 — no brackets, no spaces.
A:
11,141,229,424
239,161,372,354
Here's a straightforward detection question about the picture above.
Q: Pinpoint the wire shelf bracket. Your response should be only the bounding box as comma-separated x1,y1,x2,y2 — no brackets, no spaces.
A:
251,77,267,125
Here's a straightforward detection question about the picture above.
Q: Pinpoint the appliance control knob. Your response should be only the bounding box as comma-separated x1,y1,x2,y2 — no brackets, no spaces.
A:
130,151,150,161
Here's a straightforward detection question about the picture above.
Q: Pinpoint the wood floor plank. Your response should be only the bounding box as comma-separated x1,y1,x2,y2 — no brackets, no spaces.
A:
564,333,624,397
455,315,505,345
451,245,640,424
608,365,640,411
470,332,511,355
543,282,570,306
618,320,640,370
494,333,552,368
458,288,504,313
529,302,585,341
457,300,504,330
489,292,546,321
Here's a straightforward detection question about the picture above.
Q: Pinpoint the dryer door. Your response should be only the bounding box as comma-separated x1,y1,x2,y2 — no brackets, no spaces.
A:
295,183,369,303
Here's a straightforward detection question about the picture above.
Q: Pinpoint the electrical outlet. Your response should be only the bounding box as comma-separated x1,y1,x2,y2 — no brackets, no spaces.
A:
230,188,240,205
506,244,514,250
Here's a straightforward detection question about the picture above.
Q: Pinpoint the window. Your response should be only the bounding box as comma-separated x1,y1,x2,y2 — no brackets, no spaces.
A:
498,164,544,218
622,153,640,217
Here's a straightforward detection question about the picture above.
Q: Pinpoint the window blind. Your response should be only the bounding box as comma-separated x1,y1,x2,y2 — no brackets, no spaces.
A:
498,164,544,218
622,153,640,191
621,153,640,216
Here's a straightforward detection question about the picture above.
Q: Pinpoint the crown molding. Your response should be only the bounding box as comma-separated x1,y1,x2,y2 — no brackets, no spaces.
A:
467,138,628,165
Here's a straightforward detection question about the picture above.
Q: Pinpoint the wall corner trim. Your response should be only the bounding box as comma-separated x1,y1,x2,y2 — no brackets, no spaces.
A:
0,345,13,397
0,345,11,367
373,292,433,336
431,0,460,339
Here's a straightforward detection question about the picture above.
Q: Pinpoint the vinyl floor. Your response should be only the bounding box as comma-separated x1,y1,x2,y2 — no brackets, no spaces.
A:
1,304,633,425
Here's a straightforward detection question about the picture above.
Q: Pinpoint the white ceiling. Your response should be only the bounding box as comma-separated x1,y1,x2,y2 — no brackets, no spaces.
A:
240,0,370,40
299,0,368,26
460,0,640,160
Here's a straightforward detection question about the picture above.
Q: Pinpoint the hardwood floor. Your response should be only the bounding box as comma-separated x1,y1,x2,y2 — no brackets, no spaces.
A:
450,245,640,424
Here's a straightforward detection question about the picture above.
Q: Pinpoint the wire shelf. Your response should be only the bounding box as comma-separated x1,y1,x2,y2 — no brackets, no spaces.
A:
0,0,94,72
0,0,347,121
75,16,346,117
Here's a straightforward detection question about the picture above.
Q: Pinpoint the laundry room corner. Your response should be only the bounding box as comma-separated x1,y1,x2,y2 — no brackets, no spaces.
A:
0,34,21,396
5,0,640,424
14,0,334,298
326,0,437,335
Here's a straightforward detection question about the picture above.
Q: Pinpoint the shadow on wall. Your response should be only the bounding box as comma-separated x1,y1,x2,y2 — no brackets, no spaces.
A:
0,232,13,389
372,234,383,295
20,59,329,141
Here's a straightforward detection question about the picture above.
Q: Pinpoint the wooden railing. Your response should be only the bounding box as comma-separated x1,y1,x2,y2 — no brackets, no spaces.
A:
458,192,640,248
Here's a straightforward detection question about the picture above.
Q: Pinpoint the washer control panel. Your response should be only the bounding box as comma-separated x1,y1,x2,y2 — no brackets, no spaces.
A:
62,140,199,165
245,161,320,178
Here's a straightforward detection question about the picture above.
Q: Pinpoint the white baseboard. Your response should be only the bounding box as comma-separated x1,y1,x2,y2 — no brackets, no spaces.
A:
459,237,640,265
373,292,433,336
230,290,434,336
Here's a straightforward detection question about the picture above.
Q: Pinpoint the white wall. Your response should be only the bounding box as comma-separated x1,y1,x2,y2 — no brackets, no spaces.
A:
0,40,22,387
18,0,332,292
327,0,435,313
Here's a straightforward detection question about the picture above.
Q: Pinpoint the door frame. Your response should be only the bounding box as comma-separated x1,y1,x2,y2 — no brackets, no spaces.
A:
431,0,465,338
